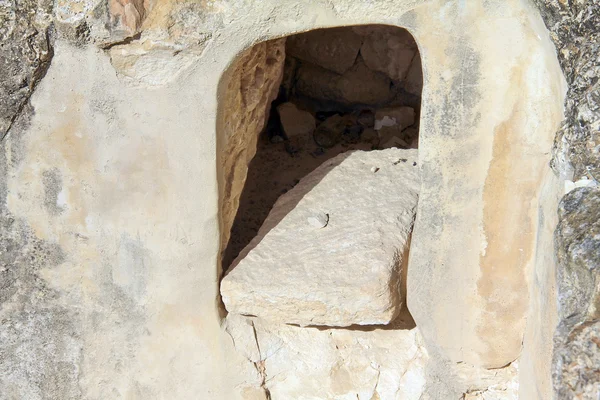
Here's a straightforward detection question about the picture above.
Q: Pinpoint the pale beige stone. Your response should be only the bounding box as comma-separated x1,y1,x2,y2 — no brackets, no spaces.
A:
3,0,568,397
221,149,420,327
276,102,316,138
286,27,363,74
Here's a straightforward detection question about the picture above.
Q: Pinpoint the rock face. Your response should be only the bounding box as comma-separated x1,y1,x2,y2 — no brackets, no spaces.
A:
286,27,362,75
225,313,430,400
553,320,600,399
0,0,575,398
553,187,600,397
221,149,420,327
218,38,286,258
534,0,600,397
0,0,54,138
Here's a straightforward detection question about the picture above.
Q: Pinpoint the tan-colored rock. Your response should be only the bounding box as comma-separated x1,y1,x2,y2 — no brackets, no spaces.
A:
221,149,420,327
295,57,395,106
286,27,363,74
109,0,148,34
276,102,316,138
353,25,417,81
218,39,286,254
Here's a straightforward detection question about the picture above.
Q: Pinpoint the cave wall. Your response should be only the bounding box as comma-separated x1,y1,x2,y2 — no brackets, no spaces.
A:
0,0,574,399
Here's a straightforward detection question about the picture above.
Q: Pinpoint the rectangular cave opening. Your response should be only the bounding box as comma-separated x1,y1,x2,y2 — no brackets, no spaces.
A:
221,25,423,282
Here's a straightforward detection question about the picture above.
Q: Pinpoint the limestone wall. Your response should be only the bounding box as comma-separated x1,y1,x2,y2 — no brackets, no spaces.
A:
0,0,570,399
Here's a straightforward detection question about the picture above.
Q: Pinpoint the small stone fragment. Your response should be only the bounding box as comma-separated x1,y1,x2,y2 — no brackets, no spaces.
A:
313,114,351,148
361,128,380,147
277,102,316,138
357,110,375,127
270,135,284,143
374,107,415,131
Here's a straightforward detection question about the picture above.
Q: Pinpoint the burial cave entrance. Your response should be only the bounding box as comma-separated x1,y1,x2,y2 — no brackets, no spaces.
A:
219,25,423,275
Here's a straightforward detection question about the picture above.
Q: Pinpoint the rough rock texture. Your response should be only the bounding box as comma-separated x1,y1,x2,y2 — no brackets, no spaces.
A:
286,27,362,75
0,114,81,398
553,320,600,399
0,0,570,397
0,0,54,138
221,149,419,327
225,313,519,400
218,39,285,261
407,0,565,372
536,0,600,182
295,56,395,107
353,25,417,82
533,1,600,397
276,102,316,138
553,187,600,398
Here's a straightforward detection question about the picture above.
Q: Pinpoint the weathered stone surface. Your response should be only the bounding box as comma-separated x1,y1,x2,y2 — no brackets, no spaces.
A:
553,320,600,399
0,0,573,397
295,57,396,106
218,38,286,258
407,0,565,371
286,27,362,75
554,187,600,326
109,0,147,34
221,149,419,327
538,0,600,182
353,25,417,82
225,314,519,400
533,1,600,396
276,102,315,138
0,0,53,138
553,187,600,397
226,314,429,400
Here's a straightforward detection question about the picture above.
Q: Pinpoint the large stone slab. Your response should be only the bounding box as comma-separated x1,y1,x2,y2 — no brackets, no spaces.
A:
295,57,395,107
353,25,417,82
286,27,362,75
221,149,420,327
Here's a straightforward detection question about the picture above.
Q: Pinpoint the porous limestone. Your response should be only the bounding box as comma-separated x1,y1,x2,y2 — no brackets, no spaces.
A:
218,38,286,260
221,149,419,327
